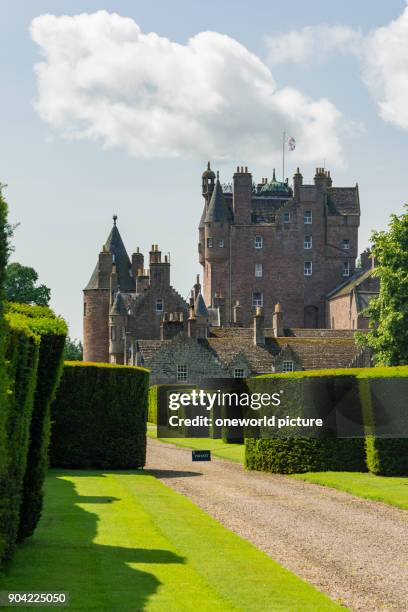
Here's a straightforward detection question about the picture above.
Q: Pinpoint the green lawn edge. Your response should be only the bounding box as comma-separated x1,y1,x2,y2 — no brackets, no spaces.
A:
147,425,245,464
292,472,408,511
0,471,343,611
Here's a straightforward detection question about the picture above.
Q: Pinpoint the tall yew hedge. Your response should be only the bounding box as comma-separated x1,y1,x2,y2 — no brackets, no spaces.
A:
50,362,149,469
245,367,408,476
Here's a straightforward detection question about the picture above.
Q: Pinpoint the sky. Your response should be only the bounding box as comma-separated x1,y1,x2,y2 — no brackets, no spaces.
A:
1,0,408,340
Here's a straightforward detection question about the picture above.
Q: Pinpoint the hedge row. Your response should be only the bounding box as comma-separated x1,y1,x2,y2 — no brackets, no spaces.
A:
0,304,66,562
50,362,149,469
245,368,408,476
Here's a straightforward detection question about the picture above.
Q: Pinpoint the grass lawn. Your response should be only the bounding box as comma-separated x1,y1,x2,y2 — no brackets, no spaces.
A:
0,471,342,611
147,425,245,464
292,472,408,511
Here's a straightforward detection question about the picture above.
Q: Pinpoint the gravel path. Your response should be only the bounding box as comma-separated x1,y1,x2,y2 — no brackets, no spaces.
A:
146,438,408,611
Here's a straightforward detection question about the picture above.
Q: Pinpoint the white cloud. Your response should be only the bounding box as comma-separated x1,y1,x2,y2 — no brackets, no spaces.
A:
30,11,344,165
363,3,408,130
266,24,362,66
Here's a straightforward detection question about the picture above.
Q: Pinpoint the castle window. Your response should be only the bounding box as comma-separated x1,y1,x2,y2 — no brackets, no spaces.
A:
177,364,188,382
283,212,291,223
207,238,213,248
282,360,294,372
252,291,263,307
342,239,350,250
156,298,164,312
255,263,263,278
304,261,313,276
343,261,350,277
219,239,224,248
254,236,263,249
111,326,116,341
304,210,312,224
83,302,87,317
234,368,245,379
304,235,312,249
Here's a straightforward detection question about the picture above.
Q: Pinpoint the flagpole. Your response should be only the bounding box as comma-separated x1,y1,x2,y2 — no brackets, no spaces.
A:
282,130,285,182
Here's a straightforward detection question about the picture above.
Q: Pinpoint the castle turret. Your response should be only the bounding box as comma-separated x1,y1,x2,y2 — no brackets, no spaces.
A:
83,216,134,363
203,173,232,319
199,162,216,266
109,291,127,364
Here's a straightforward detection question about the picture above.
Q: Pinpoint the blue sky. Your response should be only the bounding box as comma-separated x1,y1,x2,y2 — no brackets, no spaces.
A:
1,0,407,339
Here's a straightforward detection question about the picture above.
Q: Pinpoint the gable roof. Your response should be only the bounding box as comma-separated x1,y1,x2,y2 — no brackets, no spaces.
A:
326,187,360,216
327,267,375,299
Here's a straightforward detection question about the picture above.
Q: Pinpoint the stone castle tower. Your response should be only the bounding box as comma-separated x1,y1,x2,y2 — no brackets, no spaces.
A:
198,163,360,329
83,216,188,363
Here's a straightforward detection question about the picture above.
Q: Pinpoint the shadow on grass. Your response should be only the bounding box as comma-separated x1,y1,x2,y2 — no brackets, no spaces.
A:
1,473,185,610
146,469,202,479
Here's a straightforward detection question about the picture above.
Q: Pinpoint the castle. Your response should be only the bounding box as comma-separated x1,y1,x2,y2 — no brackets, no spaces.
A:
199,164,360,328
83,164,376,380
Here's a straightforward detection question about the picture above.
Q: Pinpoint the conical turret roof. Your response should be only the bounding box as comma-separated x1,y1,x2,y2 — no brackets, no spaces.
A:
110,291,128,316
205,176,233,223
85,218,135,291
194,292,209,319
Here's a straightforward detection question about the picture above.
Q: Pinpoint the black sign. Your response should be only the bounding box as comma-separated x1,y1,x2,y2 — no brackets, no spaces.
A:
192,450,211,462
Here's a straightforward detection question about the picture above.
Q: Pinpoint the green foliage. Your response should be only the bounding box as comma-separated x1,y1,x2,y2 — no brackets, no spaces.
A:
246,368,408,476
1,303,67,545
245,438,366,474
63,336,83,361
50,362,149,469
356,205,408,366
5,262,51,306
148,385,158,423
0,325,39,561
0,188,9,516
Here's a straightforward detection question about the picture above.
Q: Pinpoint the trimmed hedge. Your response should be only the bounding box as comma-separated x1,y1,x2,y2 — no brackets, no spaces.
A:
11,305,67,541
0,304,66,561
0,191,8,559
1,321,39,560
245,367,408,476
148,385,158,424
50,362,149,469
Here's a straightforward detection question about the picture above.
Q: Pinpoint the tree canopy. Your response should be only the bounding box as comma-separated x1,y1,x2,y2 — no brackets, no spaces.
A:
64,337,83,361
5,262,51,306
357,205,408,366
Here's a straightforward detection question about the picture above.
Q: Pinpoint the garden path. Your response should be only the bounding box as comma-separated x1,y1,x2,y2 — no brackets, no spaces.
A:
146,437,408,612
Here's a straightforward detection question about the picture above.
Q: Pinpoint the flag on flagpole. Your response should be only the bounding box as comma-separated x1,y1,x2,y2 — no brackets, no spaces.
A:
288,136,296,151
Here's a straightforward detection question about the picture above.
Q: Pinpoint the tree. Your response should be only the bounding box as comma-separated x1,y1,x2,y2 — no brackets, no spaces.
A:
64,336,83,361
356,205,408,366
5,263,50,306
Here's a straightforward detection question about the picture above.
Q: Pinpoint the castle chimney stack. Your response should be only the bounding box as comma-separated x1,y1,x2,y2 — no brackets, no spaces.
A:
272,303,284,338
253,306,265,346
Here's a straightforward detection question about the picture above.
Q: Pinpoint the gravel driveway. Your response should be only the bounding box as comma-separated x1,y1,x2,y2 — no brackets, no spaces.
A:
146,438,408,611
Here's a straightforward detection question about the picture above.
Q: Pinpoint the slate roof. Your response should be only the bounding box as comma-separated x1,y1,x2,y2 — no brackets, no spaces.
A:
136,328,362,374
205,179,233,222
85,222,135,291
194,292,209,318
327,267,374,299
326,187,360,215
110,291,127,316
